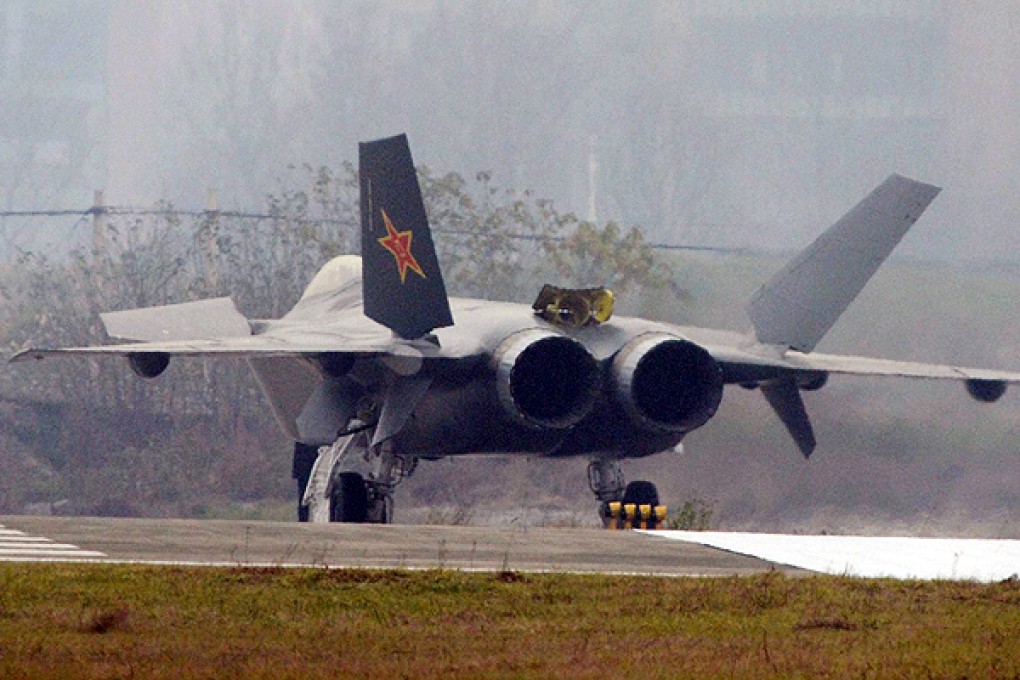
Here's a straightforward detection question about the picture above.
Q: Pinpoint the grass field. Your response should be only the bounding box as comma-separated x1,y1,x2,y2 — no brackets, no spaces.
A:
2,564,1020,678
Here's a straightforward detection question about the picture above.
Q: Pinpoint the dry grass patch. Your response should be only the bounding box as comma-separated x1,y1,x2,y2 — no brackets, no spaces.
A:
1,564,1020,678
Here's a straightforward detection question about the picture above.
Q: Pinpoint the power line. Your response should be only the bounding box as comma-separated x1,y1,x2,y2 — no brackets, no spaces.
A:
0,209,93,218
0,206,746,254
432,227,743,253
0,207,354,226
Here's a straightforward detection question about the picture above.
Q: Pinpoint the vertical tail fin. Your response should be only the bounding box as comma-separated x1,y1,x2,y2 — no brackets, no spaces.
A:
360,134,453,339
747,174,941,352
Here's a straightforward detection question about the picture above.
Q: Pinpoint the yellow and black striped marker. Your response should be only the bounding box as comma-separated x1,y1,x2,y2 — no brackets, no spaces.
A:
606,501,622,530
655,505,668,528
639,504,652,529
623,503,637,529
604,502,669,529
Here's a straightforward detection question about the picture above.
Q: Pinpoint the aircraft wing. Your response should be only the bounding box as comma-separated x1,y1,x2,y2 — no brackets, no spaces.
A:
706,342,1020,385
9,330,435,362
10,288,442,363
778,350,1020,384
11,338,382,361
701,341,1020,457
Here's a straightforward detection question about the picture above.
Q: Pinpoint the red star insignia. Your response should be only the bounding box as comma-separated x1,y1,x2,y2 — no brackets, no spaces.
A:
377,209,426,283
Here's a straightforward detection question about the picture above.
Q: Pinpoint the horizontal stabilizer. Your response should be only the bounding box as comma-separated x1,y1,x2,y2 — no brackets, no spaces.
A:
748,175,941,352
101,297,250,343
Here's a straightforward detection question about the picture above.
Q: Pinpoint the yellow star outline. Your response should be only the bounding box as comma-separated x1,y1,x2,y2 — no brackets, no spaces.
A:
377,209,427,284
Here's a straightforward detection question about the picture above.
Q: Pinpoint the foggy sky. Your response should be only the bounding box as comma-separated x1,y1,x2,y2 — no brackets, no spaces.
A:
4,0,1020,263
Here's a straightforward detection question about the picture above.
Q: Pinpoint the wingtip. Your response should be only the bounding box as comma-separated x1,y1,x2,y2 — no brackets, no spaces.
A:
888,173,942,200
800,439,816,459
9,348,49,363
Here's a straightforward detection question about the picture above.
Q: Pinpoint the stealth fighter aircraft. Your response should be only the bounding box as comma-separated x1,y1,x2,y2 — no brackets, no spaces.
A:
15,135,1020,524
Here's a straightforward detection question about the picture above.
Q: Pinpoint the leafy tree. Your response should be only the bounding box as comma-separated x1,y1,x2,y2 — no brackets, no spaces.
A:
547,220,671,297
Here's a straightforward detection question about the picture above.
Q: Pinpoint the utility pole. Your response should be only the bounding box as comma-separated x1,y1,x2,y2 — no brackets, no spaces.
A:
91,189,107,261
203,188,221,288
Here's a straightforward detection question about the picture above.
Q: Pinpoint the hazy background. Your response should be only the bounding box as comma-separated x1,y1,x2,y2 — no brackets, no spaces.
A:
1,0,1019,532
3,0,1020,262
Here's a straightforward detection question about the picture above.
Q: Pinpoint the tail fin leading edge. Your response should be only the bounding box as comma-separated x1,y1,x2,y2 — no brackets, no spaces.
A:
360,134,453,339
747,174,941,352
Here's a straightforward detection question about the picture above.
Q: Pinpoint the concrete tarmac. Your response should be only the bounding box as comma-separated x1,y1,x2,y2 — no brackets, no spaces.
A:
0,515,804,576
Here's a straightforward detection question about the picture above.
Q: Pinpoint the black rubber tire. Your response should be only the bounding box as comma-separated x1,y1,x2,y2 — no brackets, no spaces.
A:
292,443,319,522
330,472,369,523
622,480,660,508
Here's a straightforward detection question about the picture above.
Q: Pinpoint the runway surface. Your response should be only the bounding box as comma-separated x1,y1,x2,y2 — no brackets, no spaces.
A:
0,515,800,576
5,516,1013,580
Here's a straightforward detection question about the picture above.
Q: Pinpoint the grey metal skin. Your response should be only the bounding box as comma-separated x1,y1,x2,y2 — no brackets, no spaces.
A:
13,137,1020,469
748,174,942,353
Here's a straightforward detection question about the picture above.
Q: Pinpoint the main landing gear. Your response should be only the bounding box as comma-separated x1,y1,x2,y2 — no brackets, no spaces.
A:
296,443,666,527
587,458,666,529
295,432,417,523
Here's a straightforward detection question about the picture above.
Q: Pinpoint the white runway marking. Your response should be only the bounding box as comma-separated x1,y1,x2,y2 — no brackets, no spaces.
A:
0,523,106,561
647,531,1020,582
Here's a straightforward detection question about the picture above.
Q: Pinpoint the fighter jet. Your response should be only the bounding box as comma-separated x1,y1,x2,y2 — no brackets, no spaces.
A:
14,134,1020,525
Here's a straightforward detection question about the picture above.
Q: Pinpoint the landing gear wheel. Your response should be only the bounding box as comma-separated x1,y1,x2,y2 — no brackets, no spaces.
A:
329,472,369,523
622,480,660,508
